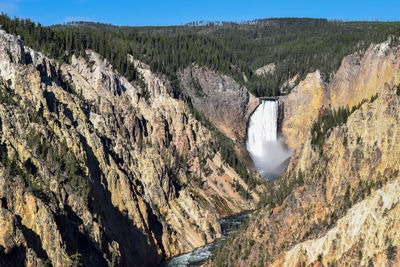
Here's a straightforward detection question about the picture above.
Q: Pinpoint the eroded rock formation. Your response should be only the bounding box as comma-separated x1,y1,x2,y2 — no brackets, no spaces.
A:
211,38,400,267
179,64,259,140
0,30,264,266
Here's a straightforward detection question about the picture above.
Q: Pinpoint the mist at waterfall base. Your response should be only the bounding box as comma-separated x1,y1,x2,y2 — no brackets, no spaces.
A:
246,100,292,180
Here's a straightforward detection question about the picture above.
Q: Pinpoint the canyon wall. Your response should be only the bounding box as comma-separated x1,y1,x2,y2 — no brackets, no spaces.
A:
0,30,265,266
179,64,259,140
282,39,400,150
211,38,400,266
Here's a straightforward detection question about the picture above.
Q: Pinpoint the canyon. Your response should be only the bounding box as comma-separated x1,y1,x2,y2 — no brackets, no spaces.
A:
0,29,265,266
0,16,400,267
211,37,400,266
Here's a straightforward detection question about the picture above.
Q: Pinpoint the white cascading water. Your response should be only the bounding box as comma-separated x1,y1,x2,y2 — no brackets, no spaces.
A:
246,100,292,180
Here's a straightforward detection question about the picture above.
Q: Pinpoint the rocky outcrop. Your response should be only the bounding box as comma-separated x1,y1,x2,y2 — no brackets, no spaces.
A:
179,64,259,140
280,74,299,93
211,38,400,267
282,39,400,149
270,90,400,266
0,30,264,266
254,63,275,76
329,38,400,110
277,178,400,267
280,70,326,149
212,81,400,267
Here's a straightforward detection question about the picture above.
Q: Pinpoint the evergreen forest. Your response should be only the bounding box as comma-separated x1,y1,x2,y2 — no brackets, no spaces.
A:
1,14,400,96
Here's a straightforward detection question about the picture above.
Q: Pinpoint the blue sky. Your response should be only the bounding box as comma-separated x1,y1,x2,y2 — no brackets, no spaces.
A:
0,0,399,26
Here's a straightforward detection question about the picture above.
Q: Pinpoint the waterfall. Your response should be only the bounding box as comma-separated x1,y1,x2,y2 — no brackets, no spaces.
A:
247,100,278,156
246,100,291,180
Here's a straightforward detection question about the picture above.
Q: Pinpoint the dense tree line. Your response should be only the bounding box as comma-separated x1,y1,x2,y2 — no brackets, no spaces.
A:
200,19,400,95
1,14,400,97
0,14,140,82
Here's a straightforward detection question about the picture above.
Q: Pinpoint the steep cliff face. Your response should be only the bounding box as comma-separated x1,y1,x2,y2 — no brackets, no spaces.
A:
270,91,400,266
282,39,400,149
280,71,326,149
0,30,264,266
277,178,400,267
179,64,259,140
211,38,400,266
329,39,400,110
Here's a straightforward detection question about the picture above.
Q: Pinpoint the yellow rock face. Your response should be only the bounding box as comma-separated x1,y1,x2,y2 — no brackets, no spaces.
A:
278,178,400,267
282,39,400,150
274,92,400,266
281,71,325,149
211,38,400,267
329,40,400,110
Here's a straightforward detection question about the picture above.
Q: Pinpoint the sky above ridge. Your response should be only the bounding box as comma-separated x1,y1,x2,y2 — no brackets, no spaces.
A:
0,0,399,26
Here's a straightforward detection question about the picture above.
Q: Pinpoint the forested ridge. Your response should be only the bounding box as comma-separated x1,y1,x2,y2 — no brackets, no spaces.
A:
1,13,400,267
1,14,400,97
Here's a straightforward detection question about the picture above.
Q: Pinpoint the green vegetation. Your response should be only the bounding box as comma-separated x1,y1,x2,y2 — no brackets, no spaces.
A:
2,15,400,97
164,147,189,189
257,170,304,209
301,169,398,242
386,238,397,261
25,129,90,206
198,151,212,177
395,84,400,96
70,252,83,267
217,165,224,175
191,77,204,97
210,214,251,266
0,84,19,105
232,178,252,200
0,14,139,82
0,80,90,206
0,129,90,207
312,106,355,154
190,107,260,195
311,94,377,154
0,13,267,201
215,129,259,191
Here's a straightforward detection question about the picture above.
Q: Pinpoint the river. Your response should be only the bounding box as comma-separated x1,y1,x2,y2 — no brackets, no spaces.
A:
159,212,251,267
